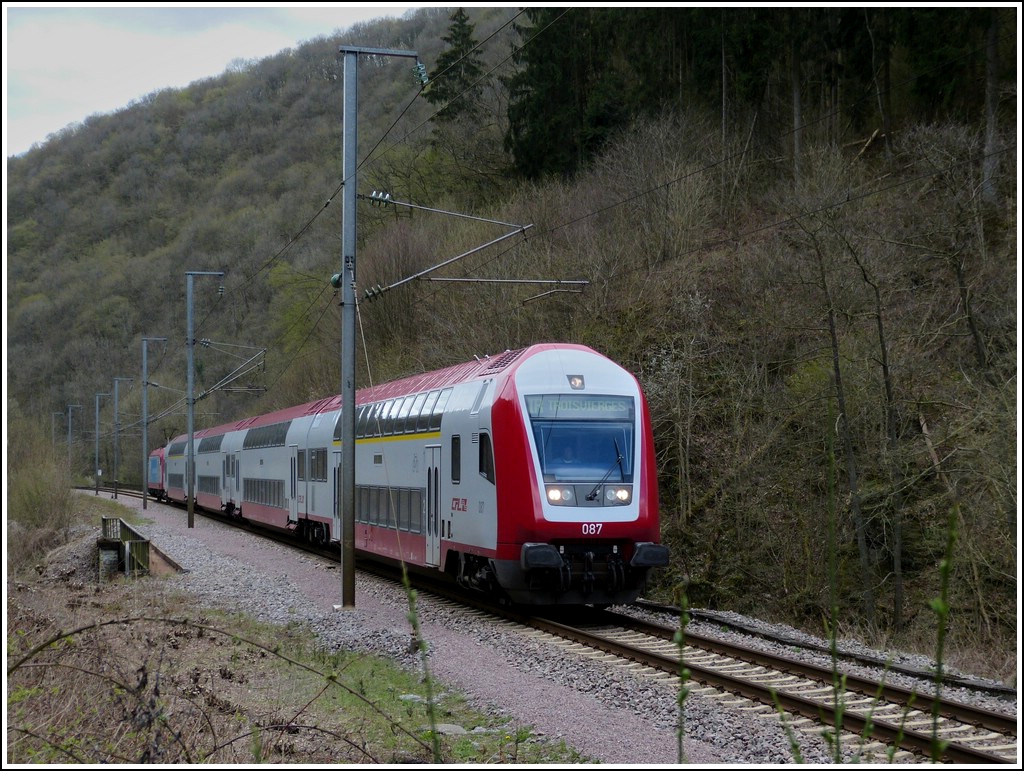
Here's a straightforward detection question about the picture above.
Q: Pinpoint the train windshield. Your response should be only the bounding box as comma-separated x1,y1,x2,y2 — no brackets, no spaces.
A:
525,394,635,483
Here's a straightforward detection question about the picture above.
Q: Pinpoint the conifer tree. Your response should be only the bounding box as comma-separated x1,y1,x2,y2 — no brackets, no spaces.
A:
424,8,484,123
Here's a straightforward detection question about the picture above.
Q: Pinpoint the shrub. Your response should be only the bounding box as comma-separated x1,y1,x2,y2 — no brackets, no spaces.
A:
7,405,77,570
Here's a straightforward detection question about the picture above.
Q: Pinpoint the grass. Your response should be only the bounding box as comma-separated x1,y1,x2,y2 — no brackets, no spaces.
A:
5,505,590,765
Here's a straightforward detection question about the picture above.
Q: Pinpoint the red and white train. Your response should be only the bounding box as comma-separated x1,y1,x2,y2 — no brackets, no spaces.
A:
151,343,668,605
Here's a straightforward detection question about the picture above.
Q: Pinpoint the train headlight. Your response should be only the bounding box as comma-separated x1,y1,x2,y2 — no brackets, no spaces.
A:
605,486,631,504
546,486,574,504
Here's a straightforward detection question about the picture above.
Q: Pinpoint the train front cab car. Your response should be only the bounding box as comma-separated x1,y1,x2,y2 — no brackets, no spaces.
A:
487,344,668,605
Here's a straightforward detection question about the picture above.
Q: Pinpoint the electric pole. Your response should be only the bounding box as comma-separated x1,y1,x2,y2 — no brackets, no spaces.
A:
334,45,422,609
142,337,167,509
186,271,223,527
95,392,109,494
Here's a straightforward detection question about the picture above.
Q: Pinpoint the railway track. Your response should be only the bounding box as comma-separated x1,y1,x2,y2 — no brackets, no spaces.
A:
92,487,1017,763
86,484,146,501
636,599,1018,699
523,608,1017,764
343,565,1019,764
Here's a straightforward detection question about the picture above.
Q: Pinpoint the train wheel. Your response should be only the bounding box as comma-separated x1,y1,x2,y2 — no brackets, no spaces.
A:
303,521,329,546
558,561,572,592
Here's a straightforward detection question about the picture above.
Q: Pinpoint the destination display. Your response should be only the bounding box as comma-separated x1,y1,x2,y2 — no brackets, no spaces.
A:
525,394,634,420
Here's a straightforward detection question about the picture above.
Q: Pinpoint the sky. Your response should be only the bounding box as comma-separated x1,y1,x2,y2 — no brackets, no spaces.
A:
3,3,421,158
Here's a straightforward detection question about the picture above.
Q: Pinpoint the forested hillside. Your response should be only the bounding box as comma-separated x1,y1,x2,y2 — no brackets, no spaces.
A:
6,7,1017,678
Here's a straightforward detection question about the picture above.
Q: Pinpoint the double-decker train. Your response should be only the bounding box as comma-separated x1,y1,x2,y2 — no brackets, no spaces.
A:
150,343,668,605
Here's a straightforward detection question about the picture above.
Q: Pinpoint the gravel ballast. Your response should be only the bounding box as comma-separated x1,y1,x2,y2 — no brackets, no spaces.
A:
69,494,1016,764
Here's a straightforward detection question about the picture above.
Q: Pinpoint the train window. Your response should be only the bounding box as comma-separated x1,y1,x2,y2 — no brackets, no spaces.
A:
243,478,286,508
377,487,390,525
365,487,377,524
363,487,373,524
479,432,495,485
395,396,415,434
362,403,374,435
365,487,376,525
243,421,292,449
386,400,399,434
297,449,306,481
379,400,396,435
430,388,452,431
198,434,224,453
363,402,379,437
417,391,440,432
470,380,491,415
198,475,219,494
410,489,423,533
387,397,405,434
308,448,327,481
385,488,399,528
399,489,411,530
356,486,368,523
406,392,427,433
356,404,372,438
451,435,461,484
394,399,409,433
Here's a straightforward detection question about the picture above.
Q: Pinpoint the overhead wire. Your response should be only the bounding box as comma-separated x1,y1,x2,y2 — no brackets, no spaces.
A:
211,11,534,300
158,12,532,405
223,9,544,399
260,284,337,394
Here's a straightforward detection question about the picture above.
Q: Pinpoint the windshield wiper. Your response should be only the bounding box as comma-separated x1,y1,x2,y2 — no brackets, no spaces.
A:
586,439,624,501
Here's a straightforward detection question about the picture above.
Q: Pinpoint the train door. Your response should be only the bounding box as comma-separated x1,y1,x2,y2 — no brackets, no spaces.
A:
221,451,230,510
288,444,299,524
332,451,342,539
425,445,442,567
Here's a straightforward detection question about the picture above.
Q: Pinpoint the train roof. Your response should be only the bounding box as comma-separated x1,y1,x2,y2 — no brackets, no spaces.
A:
168,343,599,443
357,342,602,403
